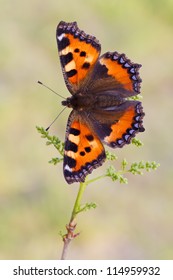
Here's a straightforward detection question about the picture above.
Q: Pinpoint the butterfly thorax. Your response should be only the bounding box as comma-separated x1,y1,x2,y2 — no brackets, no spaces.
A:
62,93,123,111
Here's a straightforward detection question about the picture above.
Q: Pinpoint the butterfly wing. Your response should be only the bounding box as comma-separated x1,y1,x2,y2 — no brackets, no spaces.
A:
88,51,142,98
88,100,145,148
63,111,106,184
56,21,101,94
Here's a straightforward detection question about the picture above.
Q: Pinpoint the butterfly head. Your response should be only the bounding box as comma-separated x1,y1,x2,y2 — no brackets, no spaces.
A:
62,95,81,109
62,94,94,111
62,97,73,108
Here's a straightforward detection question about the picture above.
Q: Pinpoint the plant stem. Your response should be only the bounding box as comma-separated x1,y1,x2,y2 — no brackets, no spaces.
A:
60,181,87,260
61,238,71,260
70,181,87,221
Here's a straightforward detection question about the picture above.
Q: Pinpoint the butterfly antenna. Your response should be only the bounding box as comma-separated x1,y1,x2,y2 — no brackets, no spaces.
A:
46,106,67,131
38,80,65,99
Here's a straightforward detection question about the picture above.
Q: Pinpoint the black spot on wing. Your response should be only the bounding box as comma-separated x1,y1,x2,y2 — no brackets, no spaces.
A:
74,48,80,53
66,69,77,78
65,140,78,153
79,146,91,156
58,37,70,51
69,127,80,136
64,156,76,168
85,134,94,141
85,147,91,153
82,62,90,69
61,52,73,65
80,51,86,57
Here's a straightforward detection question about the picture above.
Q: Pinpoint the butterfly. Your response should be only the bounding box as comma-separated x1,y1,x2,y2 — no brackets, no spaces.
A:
56,21,145,184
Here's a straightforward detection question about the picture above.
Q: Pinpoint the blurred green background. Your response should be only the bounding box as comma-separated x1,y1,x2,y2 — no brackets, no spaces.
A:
1,0,173,260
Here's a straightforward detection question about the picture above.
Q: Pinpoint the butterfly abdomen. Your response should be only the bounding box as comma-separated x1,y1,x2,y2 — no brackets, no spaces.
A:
94,93,124,109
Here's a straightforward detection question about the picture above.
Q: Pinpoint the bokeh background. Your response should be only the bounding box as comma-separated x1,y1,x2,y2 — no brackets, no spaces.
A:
1,0,173,260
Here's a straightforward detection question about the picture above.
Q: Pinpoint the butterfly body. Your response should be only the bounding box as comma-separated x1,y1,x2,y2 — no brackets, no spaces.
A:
62,91,123,111
57,21,145,184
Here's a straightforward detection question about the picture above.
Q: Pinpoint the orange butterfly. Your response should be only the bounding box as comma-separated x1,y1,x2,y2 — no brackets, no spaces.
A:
56,21,145,184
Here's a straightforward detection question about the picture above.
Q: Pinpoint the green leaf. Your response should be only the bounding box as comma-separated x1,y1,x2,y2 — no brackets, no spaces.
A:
36,126,64,156
145,161,160,171
129,160,160,175
129,161,144,175
121,158,128,170
132,138,144,147
49,157,63,165
106,165,128,184
106,150,118,161
81,202,97,212
129,94,143,101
